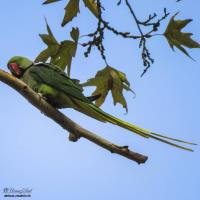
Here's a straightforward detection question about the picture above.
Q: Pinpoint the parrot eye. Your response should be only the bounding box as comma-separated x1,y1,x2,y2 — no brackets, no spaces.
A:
8,63,22,77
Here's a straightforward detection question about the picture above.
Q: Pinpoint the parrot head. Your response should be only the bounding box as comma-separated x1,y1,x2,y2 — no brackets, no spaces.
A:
7,56,33,78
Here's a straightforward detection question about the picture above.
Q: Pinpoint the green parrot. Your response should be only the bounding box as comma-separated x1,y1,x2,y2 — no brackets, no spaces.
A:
7,56,196,151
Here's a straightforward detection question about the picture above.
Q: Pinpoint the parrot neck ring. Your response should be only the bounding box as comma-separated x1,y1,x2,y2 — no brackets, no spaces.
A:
8,63,28,78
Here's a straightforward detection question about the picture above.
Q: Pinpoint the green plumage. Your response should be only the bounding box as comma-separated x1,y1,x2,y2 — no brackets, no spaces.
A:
7,56,196,151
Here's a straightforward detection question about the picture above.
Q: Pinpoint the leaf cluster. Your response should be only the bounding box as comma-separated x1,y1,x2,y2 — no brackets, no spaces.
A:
35,21,79,76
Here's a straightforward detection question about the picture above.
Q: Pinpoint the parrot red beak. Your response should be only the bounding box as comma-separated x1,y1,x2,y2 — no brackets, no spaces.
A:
8,63,22,77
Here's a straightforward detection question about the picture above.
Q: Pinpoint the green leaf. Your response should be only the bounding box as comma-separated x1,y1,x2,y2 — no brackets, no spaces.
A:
35,21,79,76
39,34,58,45
70,27,80,42
35,48,51,63
82,0,99,18
82,66,133,112
43,0,61,4
61,0,80,27
51,40,78,75
35,21,60,63
45,18,58,43
164,13,200,59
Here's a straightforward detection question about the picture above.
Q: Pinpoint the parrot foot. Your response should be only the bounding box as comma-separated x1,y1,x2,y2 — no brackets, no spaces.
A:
37,92,47,101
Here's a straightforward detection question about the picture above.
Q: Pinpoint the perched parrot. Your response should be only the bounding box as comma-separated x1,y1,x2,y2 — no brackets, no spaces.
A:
7,56,196,151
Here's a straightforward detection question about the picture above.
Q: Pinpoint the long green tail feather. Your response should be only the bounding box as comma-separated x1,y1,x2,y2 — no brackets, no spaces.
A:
150,132,197,145
146,134,194,152
73,99,196,151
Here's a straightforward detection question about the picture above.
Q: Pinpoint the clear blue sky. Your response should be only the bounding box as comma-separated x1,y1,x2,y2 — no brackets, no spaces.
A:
0,0,200,199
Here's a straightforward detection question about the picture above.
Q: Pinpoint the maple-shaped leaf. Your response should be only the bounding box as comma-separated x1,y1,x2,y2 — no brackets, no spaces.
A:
61,0,80,27
164,13,200,59
82,66,133,112
43,0,99,26
43,0,61,4
82,0,99,18
35,21,79,76
35,20,60,63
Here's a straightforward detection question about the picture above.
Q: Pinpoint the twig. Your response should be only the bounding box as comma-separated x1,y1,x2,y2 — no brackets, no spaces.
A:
82,0,168,76
0,69,148,164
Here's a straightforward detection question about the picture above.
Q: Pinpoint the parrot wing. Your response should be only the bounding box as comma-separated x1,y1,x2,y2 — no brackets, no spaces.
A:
34,63,83,91
28,63,91,103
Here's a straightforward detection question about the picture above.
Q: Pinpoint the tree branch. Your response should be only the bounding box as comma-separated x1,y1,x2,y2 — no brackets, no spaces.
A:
0,69,148,164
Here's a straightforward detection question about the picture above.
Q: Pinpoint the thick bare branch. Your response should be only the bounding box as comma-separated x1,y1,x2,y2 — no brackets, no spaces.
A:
0,69,148,164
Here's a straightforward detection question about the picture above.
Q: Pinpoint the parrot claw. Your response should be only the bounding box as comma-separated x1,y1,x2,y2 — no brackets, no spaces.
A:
38,92,47,101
